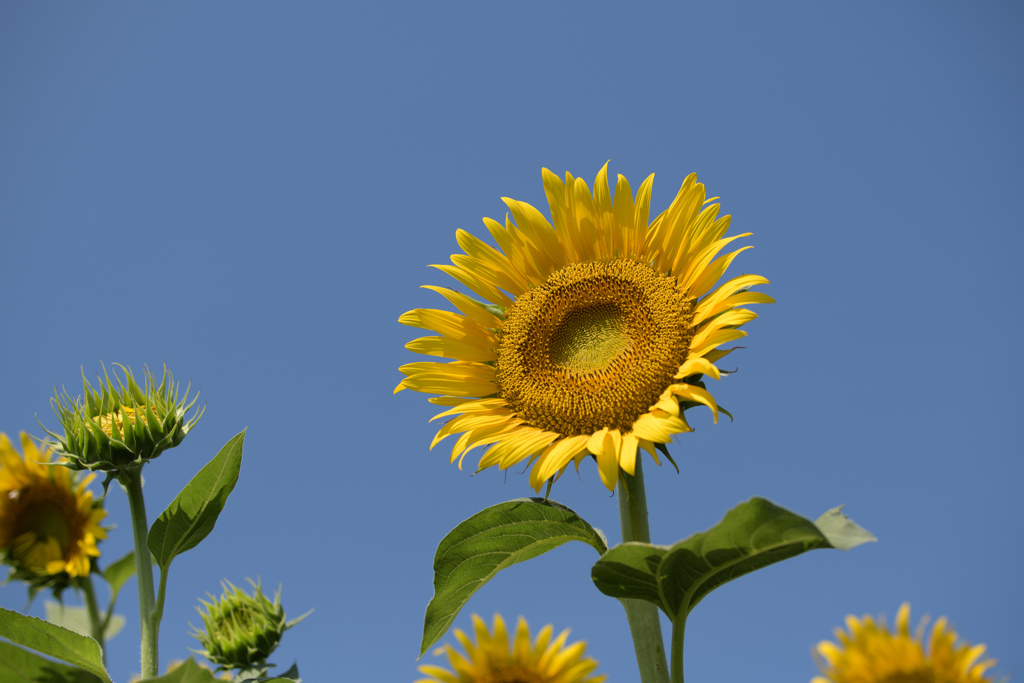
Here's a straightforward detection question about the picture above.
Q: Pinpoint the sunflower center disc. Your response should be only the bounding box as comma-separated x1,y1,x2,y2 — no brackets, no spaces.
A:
548,304,631,373
12,486,81,555
24,503,70,548
496,259,694,436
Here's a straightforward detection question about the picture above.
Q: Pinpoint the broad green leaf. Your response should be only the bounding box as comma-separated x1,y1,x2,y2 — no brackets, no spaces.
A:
148,431,245,569
44,602,125,641
101,550,137,597
592,498,875,621
136,658,219,683
0,607,111,683
0,641,101,683
421,498,607,656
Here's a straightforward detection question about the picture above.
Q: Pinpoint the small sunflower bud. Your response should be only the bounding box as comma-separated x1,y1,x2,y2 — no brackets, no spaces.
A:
44,363,203,473
192,579,307,671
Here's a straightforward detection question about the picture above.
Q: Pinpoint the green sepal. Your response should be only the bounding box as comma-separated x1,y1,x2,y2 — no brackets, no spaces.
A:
591,497,875,621
479,302,506,320
148,431,245,570
0,607,112,683
421,498,607,657
654,443,679,474
0,640,101,683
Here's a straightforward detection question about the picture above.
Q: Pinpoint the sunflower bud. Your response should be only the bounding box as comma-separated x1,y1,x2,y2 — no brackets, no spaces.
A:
44,363,203,473
192,579,307,671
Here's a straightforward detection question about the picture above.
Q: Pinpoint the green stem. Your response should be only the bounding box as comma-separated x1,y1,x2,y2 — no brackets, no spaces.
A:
80,575,105,665
671,612,686,683
617,457,670,683
119,466,159,679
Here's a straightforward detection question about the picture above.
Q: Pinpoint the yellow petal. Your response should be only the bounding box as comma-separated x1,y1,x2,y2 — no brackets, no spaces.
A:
669,383,719,422
405,336,496,363
618,433,638,476
689,328,747,359
674,357,721,380
591,429,621,491
421,286,502,328
531,435,590,486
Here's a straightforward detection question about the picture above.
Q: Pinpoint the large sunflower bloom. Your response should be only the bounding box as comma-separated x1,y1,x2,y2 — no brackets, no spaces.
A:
397,163,772,490
812,603,998,683
0,432,107,578
417,614,605,683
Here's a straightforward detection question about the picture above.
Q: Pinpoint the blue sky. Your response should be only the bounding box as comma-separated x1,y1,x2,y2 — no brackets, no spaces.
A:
1,2,1022,681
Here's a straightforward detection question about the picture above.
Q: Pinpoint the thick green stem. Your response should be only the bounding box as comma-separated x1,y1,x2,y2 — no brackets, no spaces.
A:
80,575,105,664
617,457,670,683
120,466,159,679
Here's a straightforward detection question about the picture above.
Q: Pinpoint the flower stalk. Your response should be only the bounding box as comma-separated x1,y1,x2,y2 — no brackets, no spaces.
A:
119,466,159,679
80,574,105,664
617,457,670,683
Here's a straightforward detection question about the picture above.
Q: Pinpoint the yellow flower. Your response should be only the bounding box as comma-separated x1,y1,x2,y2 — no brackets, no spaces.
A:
397,163,772,490
0,432,107,578
417,614,605,683
812,603,998,683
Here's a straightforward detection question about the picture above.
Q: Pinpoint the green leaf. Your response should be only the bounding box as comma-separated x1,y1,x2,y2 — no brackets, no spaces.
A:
815,504,877,550
0,607,111,683
44,602,125,641
236,664,301,683
148,431,245,569
0,641,102,683
592,498,875,621
136,658,219,683
101,550,137,598
421,498,607,657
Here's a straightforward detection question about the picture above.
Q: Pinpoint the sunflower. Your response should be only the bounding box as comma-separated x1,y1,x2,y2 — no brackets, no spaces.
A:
812,603,998,683
397,163,772,490
417,614,605,683
0,431,107,578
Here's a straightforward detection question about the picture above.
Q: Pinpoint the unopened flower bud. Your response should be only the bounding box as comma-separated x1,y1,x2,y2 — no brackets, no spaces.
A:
192,579,307,671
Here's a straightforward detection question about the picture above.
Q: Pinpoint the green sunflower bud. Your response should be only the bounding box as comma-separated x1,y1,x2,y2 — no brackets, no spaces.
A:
44,363,203,473
192,579,308,671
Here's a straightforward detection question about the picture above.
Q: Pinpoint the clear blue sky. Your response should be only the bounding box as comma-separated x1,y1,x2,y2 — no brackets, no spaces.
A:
2,3,1021,681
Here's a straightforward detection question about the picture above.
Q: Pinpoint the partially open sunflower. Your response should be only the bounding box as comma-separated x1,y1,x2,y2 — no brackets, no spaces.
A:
397,163,772,491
